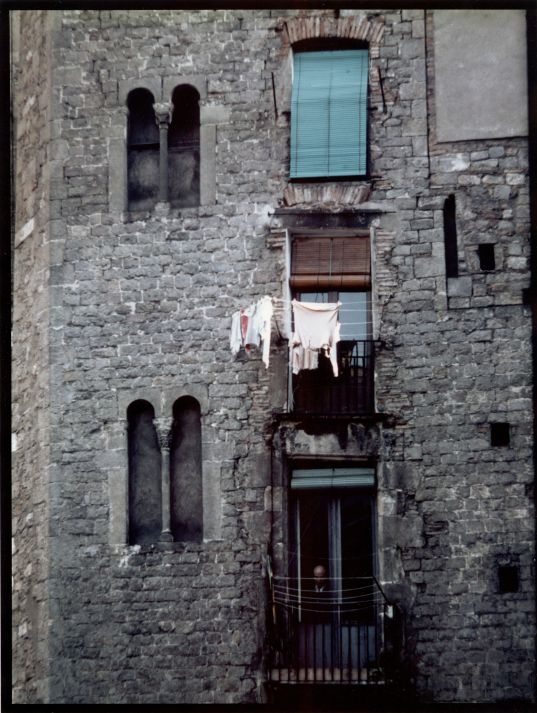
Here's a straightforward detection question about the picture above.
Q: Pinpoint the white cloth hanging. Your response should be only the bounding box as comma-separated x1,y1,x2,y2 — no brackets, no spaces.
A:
291,300,341,377
230,296,273,369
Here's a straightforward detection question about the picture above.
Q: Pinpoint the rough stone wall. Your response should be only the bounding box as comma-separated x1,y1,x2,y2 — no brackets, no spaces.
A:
11,7,534,704
11,10,54,703
40,8,285,704
269,7,534,702
374,10,534,701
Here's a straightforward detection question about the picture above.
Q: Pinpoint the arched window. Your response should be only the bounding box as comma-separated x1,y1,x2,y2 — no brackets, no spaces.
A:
168,85,200,208
170,396,202,542
127,88,159,211
127,400,162,544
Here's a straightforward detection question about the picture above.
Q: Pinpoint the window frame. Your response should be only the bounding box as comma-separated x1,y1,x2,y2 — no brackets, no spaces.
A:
288,463,378,624
114,77,223,215
288,232,374,415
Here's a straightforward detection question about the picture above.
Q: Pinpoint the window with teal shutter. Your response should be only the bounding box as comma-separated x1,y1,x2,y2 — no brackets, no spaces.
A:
290,50,368,179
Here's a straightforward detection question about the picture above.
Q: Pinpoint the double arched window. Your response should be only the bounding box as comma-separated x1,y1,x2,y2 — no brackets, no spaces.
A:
127,396,203,545
126,84,200,211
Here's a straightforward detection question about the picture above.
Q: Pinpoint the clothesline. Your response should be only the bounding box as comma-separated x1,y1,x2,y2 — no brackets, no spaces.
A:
273,579,378,589
273,583,379,595
273,575,379,581
273,600,382,614
273,548,376,563
274,596,380,607
274,591,382,604
274,588,380,595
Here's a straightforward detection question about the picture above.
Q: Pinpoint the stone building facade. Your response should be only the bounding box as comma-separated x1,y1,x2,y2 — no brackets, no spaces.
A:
11,8,535,705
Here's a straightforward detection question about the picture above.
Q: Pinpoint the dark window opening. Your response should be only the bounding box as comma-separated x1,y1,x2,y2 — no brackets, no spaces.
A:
170,396,203,542
490,422,510,447
498,565,519,593
443,194,458,278
168,85,200,208
127,400,162,544
127,88,159,211
478,243,496,271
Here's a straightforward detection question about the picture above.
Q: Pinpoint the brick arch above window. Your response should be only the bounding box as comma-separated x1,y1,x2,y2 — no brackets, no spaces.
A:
273,15,385,123
280,15,385,55
283,184,371,209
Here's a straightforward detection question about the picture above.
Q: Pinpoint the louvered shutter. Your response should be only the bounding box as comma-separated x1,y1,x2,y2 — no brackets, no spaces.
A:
290,50,368,179
291,467,375,489
291,235,371,289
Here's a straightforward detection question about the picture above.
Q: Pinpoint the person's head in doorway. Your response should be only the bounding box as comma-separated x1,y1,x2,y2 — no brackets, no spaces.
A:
313,564,327,591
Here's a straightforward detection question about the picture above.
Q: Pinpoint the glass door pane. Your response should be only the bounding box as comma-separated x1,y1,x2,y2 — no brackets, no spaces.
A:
293,490,374,609
340,493,374,622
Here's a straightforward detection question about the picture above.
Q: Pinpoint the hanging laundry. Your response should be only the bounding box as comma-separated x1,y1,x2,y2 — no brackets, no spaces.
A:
230,296,273,368
256,296,273,368
291,300,341,377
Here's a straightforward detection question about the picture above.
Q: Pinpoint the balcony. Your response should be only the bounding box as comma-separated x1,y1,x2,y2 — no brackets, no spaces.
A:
292,340,375,416
267,576,398,686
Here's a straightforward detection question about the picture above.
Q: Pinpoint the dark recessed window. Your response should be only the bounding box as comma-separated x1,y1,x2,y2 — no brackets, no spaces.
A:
478,243,496,271
490,422,510,447
168,85,200,208
170,396,203,542
443,194,458,278
127,399,162,545
498,565,519,593
126,88,159,211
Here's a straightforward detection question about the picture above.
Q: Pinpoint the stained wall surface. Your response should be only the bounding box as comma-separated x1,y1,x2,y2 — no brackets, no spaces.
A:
434,10,528,142
11,8,534,704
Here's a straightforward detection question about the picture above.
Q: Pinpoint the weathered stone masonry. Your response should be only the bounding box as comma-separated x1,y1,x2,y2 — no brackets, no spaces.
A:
11,8,534,704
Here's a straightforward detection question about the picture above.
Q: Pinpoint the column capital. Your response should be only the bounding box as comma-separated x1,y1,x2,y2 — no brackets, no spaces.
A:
153,101,173,127
154,419,172,450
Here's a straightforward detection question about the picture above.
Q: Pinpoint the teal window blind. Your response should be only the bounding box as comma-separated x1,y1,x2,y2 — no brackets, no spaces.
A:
291,49,368,179
291,467,375,490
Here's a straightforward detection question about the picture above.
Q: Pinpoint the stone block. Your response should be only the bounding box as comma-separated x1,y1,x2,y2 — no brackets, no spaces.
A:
447,277,472,297
414,254,444,278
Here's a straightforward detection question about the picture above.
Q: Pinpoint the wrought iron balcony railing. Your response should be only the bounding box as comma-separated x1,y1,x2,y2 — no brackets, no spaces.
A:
291,340,375,416
267,576,397,686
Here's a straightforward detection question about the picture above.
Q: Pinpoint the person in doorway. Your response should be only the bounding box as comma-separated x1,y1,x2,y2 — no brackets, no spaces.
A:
309,564,332,623
300,564,333,670
313,564,328,593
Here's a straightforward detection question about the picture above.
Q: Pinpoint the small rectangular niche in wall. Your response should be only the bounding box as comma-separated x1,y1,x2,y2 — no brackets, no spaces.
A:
478,243,496,271
443,194,458,278
498,565,519,593
490,422,510,447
